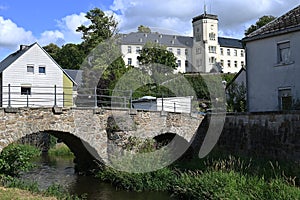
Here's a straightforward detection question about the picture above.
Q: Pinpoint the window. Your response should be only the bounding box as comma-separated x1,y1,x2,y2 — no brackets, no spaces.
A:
196,48,201,54
127,58,132,65
211,25,214,30
185,60,189,68
220,48,224,55
220,60,224,67
241,50,244,57
185,49,188,55
177,49,181,55
234,49,237,56
277,41,290,64
278,88,292,110
234,61,238,67
241,61,245,67
136,47,141,54
168,48,173,52
177,60,181,67
209,57,216,64
227,60,231,67
127,46,132,53
209,46,216,53
27,65,34,73
227,49,230,56
39,66,46,74
209,32,216,40
21,87,31,95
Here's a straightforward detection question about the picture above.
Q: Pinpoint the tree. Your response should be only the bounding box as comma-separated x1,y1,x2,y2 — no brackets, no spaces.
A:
226,82,246,112
137,42,178,71
43,43,61,62
245,15,276,36
138,25,151,33
56,44,85,69
76,8,118,55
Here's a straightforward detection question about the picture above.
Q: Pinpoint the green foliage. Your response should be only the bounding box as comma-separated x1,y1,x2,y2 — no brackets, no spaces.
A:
0,144,40,176
97,167,176,192
48,144,74,157
0,175,83,200
172,171,300,200
245,15,276,36
137,25,151,33
96,150,300,199
43,43,85,70
137,42,178,70
76,8,118,55
226,82,247,112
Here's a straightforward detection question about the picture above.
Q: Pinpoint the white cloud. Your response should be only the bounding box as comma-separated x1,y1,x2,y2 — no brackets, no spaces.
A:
110,0,299,38
0,16,35,49
38,30,65,46
56,12,89,44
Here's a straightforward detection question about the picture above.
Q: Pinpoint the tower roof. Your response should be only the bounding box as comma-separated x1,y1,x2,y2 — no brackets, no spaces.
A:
192,13,218,23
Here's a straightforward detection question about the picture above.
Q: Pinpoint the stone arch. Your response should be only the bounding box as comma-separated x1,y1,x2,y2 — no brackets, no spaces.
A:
6,130,103,174
47,131,103,173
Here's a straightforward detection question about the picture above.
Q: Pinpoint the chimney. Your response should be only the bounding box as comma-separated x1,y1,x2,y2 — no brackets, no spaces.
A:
20,45,29,51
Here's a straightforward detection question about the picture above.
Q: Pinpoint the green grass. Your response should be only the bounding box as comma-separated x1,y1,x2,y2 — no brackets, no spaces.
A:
96,151,300,199
48,144,74,157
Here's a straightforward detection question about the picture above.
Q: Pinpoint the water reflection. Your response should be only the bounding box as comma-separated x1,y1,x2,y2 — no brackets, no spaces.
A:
21,153,173,200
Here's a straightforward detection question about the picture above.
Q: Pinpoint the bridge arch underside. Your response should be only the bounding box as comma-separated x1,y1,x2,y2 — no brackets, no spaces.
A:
153,133,194,161
10,131,104,174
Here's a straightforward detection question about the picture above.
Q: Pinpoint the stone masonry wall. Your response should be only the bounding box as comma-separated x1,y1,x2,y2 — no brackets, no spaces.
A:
195,112,300,162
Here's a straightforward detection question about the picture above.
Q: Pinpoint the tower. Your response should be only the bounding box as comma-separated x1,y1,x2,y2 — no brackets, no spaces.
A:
192,10,219,72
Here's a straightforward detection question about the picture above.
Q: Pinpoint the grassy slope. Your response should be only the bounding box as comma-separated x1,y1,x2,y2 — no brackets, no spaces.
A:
0,187,57,200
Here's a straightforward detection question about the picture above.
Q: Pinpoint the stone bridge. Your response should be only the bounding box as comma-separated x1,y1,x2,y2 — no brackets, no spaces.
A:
0,107,203,172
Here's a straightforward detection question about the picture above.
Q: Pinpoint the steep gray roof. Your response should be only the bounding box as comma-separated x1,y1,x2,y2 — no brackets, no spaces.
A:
244,5,300,41
0,43,35,73
120,32,243,49
218,37,243,49
120,32,193,48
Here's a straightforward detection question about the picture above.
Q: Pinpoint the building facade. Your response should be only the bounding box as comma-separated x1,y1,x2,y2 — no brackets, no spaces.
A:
0,43,76,107
243,5,300,112
120,12,245,74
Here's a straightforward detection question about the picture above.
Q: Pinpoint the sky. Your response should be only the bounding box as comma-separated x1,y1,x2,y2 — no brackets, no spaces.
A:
0,0,299,60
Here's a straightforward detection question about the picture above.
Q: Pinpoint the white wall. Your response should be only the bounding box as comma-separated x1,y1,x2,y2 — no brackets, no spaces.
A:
246,31,300,112
121,44,190,73
2,44,64,107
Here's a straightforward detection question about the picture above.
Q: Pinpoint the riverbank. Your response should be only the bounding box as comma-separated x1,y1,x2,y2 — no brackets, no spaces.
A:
97,152,300,199
0,186,57,200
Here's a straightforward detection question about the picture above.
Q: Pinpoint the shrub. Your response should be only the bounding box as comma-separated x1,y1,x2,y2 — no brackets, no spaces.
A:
0,144,40,176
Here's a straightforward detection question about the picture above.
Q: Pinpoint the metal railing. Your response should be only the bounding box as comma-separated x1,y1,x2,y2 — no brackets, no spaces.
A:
0,84,199,113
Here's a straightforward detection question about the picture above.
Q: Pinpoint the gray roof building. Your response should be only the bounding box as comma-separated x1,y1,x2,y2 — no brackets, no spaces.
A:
244,5,300,41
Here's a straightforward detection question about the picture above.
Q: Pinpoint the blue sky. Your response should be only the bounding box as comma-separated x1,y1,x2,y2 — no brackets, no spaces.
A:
0,0,299,60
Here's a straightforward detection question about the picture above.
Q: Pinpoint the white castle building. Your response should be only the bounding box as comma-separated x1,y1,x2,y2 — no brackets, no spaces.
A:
120,12,245,74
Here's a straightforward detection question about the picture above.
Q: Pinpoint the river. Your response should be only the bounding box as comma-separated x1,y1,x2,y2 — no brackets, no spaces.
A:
20,153,174,200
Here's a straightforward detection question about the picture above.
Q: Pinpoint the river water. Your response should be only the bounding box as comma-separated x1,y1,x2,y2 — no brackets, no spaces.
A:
20,153,174,200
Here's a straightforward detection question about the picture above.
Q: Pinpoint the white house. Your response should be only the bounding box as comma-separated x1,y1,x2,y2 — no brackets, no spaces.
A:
0,42,76,107
120,11,245,74
243,5,300,112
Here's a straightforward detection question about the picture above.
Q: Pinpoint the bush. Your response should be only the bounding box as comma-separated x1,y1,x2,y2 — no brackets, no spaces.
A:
48,143,74,157
97,167,177,192
0,144,40,176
